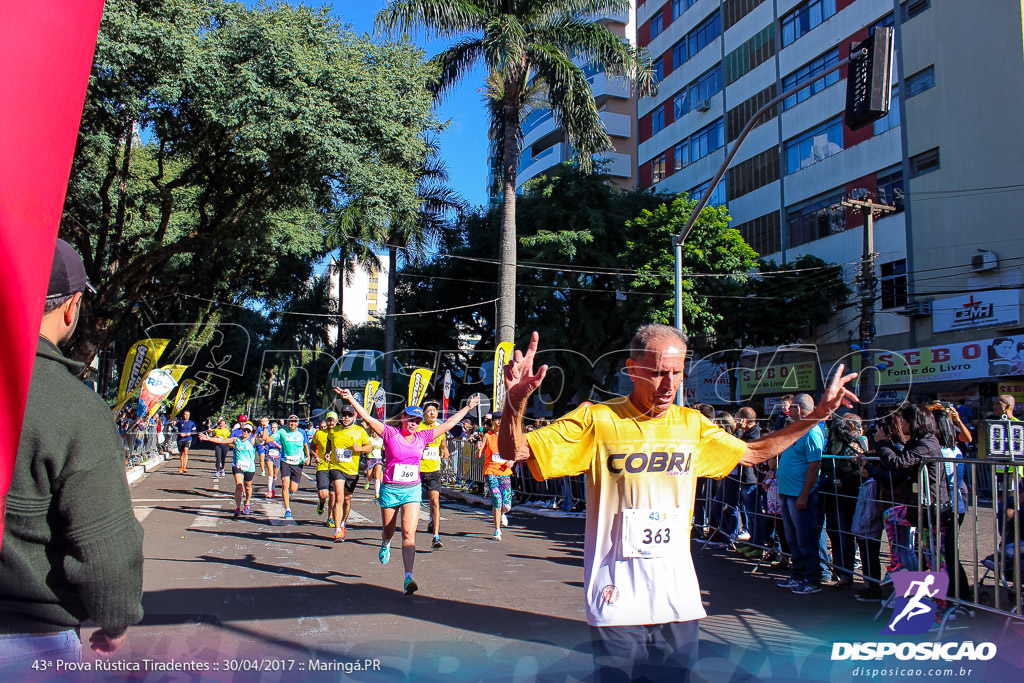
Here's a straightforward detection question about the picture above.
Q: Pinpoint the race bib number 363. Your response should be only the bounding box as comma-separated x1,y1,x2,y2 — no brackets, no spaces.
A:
621,509,684,559
423,446,440,461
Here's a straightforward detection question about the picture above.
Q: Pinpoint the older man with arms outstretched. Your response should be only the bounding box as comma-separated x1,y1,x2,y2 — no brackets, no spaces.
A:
499,324,857,681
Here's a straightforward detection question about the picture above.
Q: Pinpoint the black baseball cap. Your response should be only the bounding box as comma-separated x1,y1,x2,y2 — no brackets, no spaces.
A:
48,238,96,298
340,405,356,416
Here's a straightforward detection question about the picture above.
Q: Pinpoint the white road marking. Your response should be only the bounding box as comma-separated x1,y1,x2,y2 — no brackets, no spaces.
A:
189,504,224,528
133,507,153,523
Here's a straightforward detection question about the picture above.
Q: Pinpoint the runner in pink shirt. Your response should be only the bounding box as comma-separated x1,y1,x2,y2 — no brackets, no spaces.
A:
334,387,479,595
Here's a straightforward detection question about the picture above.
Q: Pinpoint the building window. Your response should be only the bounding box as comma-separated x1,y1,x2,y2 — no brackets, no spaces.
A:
901,0,930,21
653,57,664,82
651,11,664,39
906,66,935,98
673,0,698,20
726,84,776,141
736,211,781,256
781,48,840,110
784,117,842,175
689,178,728,207
673,10,721,66
876,167,904,212
787,190,846,247
780,0,837,48
880,260,908,309
652,154,666,182
724,0,768,31
909,148,940,177
727,148,780,199
873,87,900,134
652,105,666,134
673,66,723,119
724,24,775,84
690,119,725,163
674,140,689,170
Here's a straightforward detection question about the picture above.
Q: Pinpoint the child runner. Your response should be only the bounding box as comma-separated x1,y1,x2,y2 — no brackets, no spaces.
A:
265,421,282,498
334,387,478,595
312,413,339,526
479,411,513,540
199,422,257,517
364,432,385,499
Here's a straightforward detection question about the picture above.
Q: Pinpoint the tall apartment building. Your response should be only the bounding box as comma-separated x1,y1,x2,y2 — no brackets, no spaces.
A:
635,0,1024,412
502,6,640,194
325,255,389,348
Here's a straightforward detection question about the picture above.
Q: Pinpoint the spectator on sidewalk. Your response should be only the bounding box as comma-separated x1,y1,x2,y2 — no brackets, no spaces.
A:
1,239,144,669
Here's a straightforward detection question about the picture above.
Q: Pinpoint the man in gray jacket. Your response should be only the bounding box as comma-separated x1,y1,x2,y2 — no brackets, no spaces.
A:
0,239,144,670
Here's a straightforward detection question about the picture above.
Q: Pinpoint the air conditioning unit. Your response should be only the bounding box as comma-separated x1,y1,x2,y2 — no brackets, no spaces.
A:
899,300,932,317
971,250,999,272
695,99,712,112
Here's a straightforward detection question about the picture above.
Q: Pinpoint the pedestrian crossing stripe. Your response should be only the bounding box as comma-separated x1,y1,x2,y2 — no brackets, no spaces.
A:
133,507,153,523
189,504,223,529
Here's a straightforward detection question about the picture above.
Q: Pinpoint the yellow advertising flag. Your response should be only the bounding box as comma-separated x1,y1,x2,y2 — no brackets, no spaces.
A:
170,379,197,418
494,342,514,411
160,364,189,383
407,369,432,407
363,380,380,414
114,338,170,412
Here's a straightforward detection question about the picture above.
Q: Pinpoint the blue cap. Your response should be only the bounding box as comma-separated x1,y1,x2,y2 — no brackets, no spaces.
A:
492,411,502,419
403,406,424,419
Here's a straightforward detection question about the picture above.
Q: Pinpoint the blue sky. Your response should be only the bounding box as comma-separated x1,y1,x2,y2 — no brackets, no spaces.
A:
328,0,491,209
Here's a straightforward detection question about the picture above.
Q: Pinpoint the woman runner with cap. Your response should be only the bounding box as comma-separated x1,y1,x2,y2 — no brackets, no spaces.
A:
334,387,479,595
198,423,258,517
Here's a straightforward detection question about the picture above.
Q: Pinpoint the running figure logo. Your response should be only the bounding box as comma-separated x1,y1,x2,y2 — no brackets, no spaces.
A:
884,571,948,634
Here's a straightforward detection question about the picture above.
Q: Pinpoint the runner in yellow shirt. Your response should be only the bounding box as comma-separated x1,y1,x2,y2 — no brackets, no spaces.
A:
329,405,372,541
419,401,450,548
312,414,339,526
498,325,858,681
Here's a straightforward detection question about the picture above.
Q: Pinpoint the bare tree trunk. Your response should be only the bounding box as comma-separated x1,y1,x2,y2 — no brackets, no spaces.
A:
335,251,345,357
383,244,398,401
497,93,521,345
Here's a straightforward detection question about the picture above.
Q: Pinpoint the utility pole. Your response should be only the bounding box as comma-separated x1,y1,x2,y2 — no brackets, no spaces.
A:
841,197,895,421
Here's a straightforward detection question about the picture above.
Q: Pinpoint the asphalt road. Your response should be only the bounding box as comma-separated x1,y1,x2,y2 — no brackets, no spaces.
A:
30,445,1023,683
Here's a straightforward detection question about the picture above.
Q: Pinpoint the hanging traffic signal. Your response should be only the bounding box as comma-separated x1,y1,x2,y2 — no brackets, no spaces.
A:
844,26,894,130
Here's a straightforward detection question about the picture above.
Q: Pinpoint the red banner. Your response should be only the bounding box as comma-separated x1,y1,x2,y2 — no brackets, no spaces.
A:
0,1,106,548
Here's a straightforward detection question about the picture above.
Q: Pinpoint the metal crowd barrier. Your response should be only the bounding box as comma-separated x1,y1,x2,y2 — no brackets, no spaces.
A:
439,437,583,510
694,453,1024,630
121,424,178,467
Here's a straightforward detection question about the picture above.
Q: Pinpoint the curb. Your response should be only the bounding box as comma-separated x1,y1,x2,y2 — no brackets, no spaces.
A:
441,487,585,519
126,454,169,486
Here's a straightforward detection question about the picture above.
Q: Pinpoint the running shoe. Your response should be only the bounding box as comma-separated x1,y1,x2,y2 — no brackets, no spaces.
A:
432,535,443,549
336,526,347,541
493,529,502,541
363,482,370,490
328,519,335,528
791,583,821,595
243,505,251,515
284,509,293,520
776,578,802,589
500,513,508,527
233,509,241,519
317,500,325,516
403,577,418,595
379,543,391,565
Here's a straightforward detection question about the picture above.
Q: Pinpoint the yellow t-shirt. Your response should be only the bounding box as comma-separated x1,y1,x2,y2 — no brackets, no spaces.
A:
418,421,446,473
213,427,231,439
328,424,370,475
525,397,745,627
312,428,336,471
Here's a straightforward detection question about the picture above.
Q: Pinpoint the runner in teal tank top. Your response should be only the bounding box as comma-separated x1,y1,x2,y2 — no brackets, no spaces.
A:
199,422,257,518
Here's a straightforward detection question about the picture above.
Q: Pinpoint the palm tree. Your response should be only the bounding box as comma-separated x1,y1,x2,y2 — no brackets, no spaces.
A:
380,150,466,396
376,0,653,344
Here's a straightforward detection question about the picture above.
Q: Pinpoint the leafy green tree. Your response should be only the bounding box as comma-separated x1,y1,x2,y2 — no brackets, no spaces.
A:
376,0,653,344
623,196,760,340
62,0,438,364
